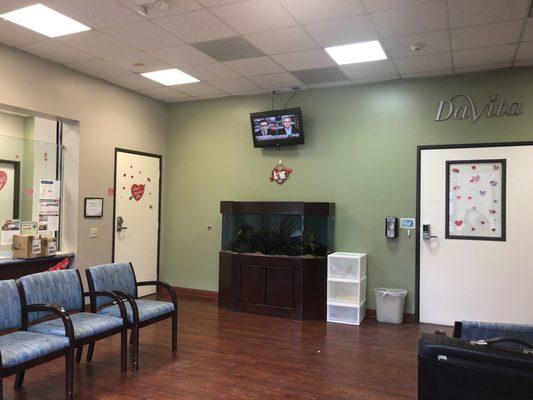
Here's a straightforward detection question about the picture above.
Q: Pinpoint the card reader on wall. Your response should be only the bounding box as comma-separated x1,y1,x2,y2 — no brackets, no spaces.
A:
385,217,398,238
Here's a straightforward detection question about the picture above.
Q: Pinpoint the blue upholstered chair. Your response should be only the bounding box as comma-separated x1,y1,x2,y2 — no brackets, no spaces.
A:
454,320,533,350
18,269,129,374
0,279,74,400
85,262,177,371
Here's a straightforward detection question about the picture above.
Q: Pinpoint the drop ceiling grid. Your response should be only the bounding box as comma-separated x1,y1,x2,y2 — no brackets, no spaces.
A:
0,0,531,102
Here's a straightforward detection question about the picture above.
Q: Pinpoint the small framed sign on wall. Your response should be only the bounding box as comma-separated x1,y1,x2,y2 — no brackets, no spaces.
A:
84,197,104,218
445,159,506,241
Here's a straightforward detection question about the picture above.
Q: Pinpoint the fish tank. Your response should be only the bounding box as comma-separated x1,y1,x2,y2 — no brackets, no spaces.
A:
220,202,334,257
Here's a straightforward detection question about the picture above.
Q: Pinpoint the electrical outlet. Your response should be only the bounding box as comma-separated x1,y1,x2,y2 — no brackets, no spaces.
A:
89,228,98,238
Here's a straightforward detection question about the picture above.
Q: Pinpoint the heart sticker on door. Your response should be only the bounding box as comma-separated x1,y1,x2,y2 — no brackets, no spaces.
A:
131,184,145,201
0,171,7,192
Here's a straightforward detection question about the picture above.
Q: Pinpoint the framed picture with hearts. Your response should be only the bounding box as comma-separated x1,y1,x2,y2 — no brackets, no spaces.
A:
446,159,506,241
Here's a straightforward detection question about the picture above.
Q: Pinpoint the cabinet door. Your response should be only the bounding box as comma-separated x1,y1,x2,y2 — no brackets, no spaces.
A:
266,266,293,308
240,264,265,305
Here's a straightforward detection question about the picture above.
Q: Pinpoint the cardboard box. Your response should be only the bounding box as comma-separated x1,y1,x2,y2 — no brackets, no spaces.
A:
41,237,57,257
12,235,42,259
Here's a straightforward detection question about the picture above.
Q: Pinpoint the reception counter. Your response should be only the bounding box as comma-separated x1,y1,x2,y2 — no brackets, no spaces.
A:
0,252,75,280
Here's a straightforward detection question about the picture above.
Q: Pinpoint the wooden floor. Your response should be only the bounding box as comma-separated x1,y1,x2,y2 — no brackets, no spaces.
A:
3,294,448,400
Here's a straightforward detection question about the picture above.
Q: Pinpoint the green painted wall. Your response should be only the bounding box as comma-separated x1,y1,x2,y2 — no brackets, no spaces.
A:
164,68,533,313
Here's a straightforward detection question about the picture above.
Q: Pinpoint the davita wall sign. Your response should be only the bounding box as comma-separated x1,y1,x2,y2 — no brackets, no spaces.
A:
435,93,523,123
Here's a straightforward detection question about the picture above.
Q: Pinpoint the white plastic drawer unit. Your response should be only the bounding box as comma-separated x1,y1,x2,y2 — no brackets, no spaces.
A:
327,300,366,326
327,277,367,305
327,252,367,280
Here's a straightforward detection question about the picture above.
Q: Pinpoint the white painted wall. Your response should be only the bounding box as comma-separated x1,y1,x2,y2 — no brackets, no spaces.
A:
0,44,167,273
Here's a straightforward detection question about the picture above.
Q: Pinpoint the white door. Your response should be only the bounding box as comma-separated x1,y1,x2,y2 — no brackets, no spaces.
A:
0,162,17,222
419,145,533,326
114,150,161,297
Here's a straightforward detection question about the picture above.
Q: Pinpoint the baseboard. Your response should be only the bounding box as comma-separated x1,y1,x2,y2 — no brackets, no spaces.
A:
366,308,417,324
170,286,218,300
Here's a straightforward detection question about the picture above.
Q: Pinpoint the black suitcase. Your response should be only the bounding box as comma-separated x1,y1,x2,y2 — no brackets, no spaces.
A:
418,333,533,400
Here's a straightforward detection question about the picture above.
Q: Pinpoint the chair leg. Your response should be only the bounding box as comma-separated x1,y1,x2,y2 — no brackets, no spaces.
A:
14,371,25,390
65,349,74,400
172,312,178,352
75,346,83,363
0,377,3,400
120,329,128,373
131,328,139,372
86,342,95,362
129,331,135,345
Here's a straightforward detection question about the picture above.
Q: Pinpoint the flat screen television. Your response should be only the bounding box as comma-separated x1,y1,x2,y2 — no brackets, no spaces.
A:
250,108,304,148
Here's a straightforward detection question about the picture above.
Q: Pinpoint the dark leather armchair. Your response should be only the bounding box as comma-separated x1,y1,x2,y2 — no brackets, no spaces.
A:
419,322,533,400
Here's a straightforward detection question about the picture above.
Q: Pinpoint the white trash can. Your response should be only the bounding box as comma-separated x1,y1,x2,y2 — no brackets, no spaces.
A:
374,288,407,324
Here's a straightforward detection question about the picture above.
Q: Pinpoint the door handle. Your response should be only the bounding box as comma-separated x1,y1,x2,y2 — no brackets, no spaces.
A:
116,216,128,232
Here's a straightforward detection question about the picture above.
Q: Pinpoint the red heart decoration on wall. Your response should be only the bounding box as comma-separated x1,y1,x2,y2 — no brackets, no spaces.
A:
452,168,460,173
131,184,145,201
455,220,463,227
0,171,7,192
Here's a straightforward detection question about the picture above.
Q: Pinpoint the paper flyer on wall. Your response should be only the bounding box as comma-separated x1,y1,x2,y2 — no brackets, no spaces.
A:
39,179,61,201
39,179,60,234
20,221,38,235
1,219,21,246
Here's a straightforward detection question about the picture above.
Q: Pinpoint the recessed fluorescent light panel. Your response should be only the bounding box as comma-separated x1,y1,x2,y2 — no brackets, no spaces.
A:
0,4,90,38
326,40,387,65
141,69,199,86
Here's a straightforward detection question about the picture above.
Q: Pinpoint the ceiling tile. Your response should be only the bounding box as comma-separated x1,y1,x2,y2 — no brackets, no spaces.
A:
58,31,136,58
43,0,144,29
514,58,533,67
451,20,524,51
66,58,131,78
303,15,378,47
279,0,365,24
181,63,240,80
194,93,228,99
245,26,317,55
153,9,236,43
248,72,303,89
224,56,284,76
448,0,529,28
339,59,398,79
0,0,36,14
174,82,224,96
230,88,268,95
272,49,335,71
102,21,183,51
453,44,517,67
516,42,533,60
137,86,191,101
117,0,202,17
393,52,452,74
371,2,448,38
148,44,216,67
308,80,352,89
291,66,347,84
401,69,453,79
351,75,399,85
210,0,297,34
104,52,170,73
363,0,437,12
198,0,247,6
521,19,533,42
192,37,264,62
383,30,450,58
0,20,46,46
17,40,92,64
455,63,512,74
208,77,262,92
106,74,162,90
